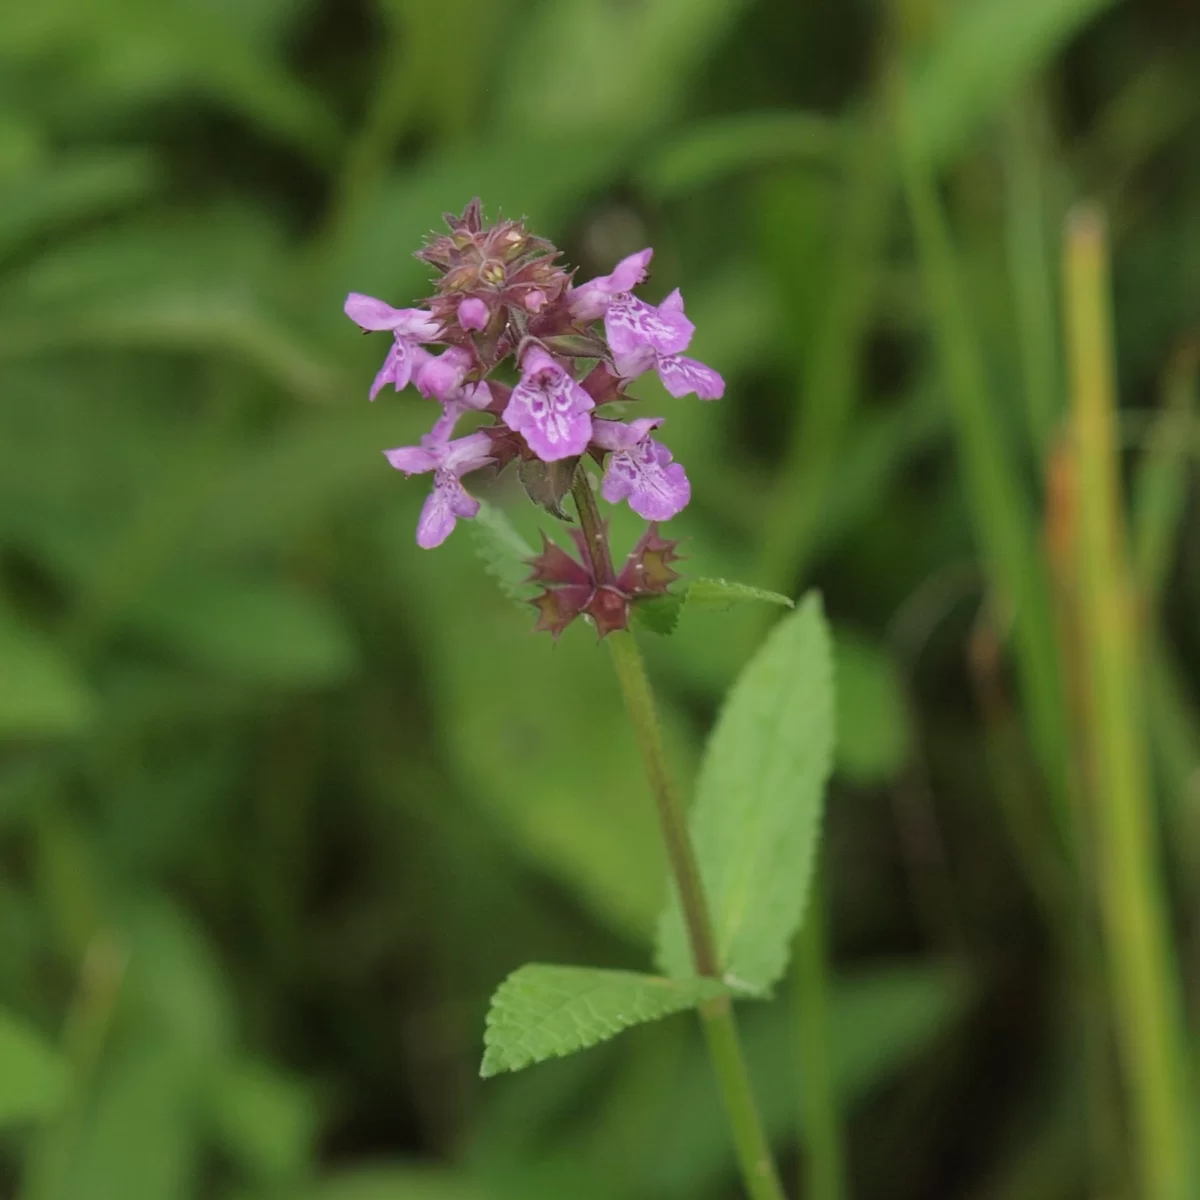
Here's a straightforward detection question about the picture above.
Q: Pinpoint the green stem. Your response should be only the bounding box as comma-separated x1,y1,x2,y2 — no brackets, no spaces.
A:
606,628,785,1200
700,993,790,1200
1063,204,1192,1200
793,881,845,1200
1002,95,1062,462
581,475,784,1200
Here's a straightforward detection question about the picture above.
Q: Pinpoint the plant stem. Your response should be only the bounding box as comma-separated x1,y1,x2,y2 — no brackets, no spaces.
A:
1002,94,1062,463
577,477,784,1200
605,627,785,1200
793,880,845,1200
894,70,1074,851
1062,204,1192,1200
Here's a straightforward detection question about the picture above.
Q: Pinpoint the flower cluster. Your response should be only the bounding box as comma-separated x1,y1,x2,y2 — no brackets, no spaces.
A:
345,199,724,634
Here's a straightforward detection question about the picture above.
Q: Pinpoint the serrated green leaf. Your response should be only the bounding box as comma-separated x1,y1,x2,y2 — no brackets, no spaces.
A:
685,578,794,613
632,593,685,637
481,965,729,1078
0,1008,69,1127
470,501,537,604
657,594,834,992
633,578,791,637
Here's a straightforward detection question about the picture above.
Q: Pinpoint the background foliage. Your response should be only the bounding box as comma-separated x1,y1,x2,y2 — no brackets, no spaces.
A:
1,0,1198,1197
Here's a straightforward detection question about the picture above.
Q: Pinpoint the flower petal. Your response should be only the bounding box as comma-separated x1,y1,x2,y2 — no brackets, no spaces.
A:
440,430,495,474
502,348,594,462
345,292,406,331
601,437,690,521
655,353,725,400
345,295,441,341
605,295,694,360
415,472,479,549
415,346,472,400
568,247,654,320
590,416,664,452
384,444,437,474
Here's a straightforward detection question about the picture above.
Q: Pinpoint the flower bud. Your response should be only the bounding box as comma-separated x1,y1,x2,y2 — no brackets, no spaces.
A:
458,297,489,331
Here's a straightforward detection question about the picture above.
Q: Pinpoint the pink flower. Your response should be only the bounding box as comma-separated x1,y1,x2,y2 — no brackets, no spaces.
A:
568,248,654,321
502,346,594,462
605,289,724,400
591,418,691,521
383,431,494,548
344,293,442,401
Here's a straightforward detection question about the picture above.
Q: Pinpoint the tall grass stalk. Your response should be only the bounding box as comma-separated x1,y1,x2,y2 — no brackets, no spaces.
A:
1062,204,1192,1200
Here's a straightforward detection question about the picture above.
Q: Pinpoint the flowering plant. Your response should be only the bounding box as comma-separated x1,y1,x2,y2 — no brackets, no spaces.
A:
346,202,834,1200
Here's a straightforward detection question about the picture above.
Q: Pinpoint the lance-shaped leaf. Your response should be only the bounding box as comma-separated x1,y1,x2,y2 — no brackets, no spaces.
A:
481,965,730,1078
519,456,579,521
632,577,793,637
657,594,834,992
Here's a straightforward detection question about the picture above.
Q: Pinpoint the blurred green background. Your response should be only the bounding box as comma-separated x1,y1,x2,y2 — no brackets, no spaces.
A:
2,0,1199,1197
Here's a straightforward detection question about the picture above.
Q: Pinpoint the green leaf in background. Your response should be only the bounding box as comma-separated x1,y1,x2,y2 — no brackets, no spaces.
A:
657,594,834,991
0,151,159,261
498,0,753,139
640,110,840,200
904,0,1115,168
833,629,912,783
0,606,93,737
132,575,358,687
301,1165,482,1200
642,966,968,1196
208,1058,319,1184
0,1008,69,1127
470,500,538,604
30,1034,201,1200
481,966,730,1078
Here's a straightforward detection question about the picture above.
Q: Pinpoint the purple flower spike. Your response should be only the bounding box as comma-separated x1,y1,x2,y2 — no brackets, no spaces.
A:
502,346,595,462
597,423,691,521
458,297,489,331
569,248,654,320
384,431,494,549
